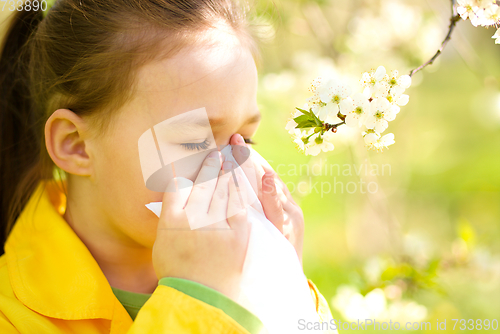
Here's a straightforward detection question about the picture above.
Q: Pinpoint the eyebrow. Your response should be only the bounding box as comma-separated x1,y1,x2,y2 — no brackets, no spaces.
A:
209,111,262,128
156,110,262,134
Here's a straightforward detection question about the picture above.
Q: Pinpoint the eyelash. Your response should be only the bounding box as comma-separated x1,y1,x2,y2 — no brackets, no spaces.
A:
180,137,256,151
180,139,211,151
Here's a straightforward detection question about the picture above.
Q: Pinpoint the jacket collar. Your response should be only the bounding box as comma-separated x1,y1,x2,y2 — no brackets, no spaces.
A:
5,180,131,326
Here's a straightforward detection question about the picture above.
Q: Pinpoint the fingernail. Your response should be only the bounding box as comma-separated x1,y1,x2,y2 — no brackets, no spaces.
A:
239,145,250,157
235,133,244,144
223,161,234,170
208,150,219,159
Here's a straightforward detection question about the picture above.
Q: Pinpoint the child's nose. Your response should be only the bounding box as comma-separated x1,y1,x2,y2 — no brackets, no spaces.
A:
214,133,245,149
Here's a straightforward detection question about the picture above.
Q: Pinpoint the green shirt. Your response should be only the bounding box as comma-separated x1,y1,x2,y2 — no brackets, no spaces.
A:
111,277,264,334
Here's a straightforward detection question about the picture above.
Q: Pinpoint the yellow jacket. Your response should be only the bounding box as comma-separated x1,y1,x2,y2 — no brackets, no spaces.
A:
0,180,334,333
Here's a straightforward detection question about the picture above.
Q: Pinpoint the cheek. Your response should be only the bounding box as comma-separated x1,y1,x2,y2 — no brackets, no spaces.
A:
94,139,144,194
92,139,162,236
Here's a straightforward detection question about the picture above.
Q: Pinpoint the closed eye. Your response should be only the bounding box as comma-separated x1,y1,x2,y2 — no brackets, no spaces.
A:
180,139,211,151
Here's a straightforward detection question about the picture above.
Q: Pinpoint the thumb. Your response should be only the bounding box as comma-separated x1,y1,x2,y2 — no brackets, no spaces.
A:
261,171,284,233
159,177,193,227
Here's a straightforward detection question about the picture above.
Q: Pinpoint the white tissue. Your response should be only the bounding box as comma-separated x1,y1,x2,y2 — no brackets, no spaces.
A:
144,202,162,217
146,145,333,334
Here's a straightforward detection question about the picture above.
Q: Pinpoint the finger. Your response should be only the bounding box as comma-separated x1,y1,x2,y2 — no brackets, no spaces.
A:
230,133,250,165
261,171,284,233
229,134,263,196
205,162,235,230
185,150,222,214
264,172,296,212
159,176,194,229
260,162,297,206
226,173,249,231
246,146,282,202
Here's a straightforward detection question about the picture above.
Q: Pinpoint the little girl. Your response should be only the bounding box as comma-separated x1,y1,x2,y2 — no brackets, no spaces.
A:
0,0,333,332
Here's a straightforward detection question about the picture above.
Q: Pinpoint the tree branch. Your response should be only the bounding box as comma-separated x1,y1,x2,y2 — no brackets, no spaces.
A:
409,0,461,77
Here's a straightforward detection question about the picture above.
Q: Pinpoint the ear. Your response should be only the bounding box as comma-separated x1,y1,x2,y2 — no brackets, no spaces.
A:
45,109,93,176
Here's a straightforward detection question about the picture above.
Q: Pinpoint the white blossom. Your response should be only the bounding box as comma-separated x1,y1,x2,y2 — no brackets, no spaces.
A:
310,78,351,123
361,66,388,95
457,0,480,21
458,0,500,29
303,133,334,156
373,80,391,99
292,129,309,152
373,66,387,81
387,86,409,106
285,119,297,134
364,98,399,133
480,4,500,26
311,102,336,123
386,70,412,90
340,93,371,128
288,66,411,154
363,131,396,152
304,145,321,156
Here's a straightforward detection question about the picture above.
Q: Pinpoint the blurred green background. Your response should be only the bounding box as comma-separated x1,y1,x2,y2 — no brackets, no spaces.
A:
251,0,500,332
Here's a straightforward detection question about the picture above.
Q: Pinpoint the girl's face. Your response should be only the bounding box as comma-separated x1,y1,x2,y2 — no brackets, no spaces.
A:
86,27,260,248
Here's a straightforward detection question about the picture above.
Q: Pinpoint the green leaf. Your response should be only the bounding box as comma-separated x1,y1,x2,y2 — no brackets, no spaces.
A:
296,120,317,128
293,115,311,124
307,109,323,126
313,116,323,126
295,107,310,116
295,107,325,128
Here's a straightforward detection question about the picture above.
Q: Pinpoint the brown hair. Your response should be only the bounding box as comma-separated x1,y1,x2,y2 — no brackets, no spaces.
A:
0,0,258,254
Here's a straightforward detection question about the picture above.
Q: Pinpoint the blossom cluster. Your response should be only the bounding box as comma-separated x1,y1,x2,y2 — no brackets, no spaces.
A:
286,66,411,156
457,0,500,43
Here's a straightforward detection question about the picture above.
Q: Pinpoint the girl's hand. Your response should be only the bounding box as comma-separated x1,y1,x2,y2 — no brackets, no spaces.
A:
152,151,251,300
230,134,304,265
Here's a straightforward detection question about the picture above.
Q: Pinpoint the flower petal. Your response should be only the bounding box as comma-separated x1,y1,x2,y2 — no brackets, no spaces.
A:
305,145,321,156
352,92,368,107
375,97,391,111
285,119,297,133
384,108,397,122
380,133,395,146
345,113,360,128
391,86,405,99
340,97,355,115
374,66,386,81
396,94,409,106
374,119,388,133
317,105,331,122
398,75,412,89
364,133,379,145
364,115,377,129
321,142,334,152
